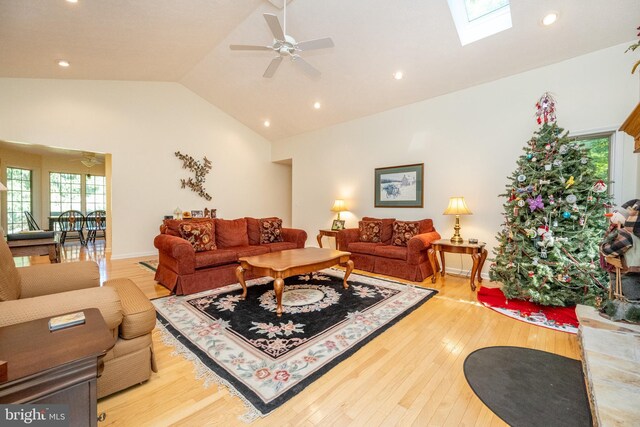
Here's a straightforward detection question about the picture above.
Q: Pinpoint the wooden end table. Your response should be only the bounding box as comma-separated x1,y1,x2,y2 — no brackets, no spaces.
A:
431,239,488,291
8,236,61,263
317,229,340,249
0,308,115,427
236,247,354,317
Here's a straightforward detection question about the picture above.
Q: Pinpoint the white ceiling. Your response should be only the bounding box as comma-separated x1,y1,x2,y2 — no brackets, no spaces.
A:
1,0,638,141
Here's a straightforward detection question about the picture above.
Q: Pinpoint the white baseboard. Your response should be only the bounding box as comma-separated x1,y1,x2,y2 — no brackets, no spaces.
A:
110,250,157,260
443,266,490,281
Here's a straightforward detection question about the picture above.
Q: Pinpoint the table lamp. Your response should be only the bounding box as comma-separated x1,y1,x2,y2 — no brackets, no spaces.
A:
443,196,472,244
331,199,347,220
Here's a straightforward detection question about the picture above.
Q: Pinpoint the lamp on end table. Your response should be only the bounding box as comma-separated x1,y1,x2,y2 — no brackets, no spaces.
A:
443,196,472,244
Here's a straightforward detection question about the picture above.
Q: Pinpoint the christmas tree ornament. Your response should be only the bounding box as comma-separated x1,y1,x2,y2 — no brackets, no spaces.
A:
514,206,519,216
593,180,607,193
532,257,539,266
539,179,550,185
528,271,535,278
572,204,580,212
517,174,527,182
527,195,544,212
535,92,556,124
562,211,571,219
526,153,533,159
565,176,575,188
517,199,525,207
540,249,548,259
553,219,558,227
531,157,537,162
544,164,552,171
526,228,537,238
580,157,588,164
559,144,568,155
553,159,562,167
508,189,516,201
587,195,594,202
579,217,585,226
566,194,577,204
537,225,549,236
549,195,555,205
544,144,551,151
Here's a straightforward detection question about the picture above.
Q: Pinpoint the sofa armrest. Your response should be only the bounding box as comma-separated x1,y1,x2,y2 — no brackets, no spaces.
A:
282,228,307,248
104,278,156,340
154,234,195,273
407,231,441,264
0,286,123,331
19,261,100,298
337,229,359,251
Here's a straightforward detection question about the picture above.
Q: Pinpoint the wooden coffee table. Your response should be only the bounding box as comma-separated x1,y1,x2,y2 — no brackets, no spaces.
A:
7,236,61,263
235,247,354,317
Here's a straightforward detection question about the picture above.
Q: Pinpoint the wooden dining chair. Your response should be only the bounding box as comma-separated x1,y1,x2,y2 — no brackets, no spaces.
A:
85,210,106,244
57,210,86,245
23,211,41,231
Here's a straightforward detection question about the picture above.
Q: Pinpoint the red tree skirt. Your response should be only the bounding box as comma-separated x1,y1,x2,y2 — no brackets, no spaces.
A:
477,286,579,334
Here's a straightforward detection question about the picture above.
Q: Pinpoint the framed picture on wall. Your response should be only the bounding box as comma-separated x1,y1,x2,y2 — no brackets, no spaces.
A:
374,163,424,207
331,219,345,231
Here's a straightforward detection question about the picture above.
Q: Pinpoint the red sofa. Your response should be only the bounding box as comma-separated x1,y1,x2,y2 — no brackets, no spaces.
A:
337,217,440,282
153,217,307,294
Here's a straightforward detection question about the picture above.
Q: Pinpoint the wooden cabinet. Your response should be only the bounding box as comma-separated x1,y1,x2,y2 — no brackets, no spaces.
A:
0,309,115,427
619,102,640,153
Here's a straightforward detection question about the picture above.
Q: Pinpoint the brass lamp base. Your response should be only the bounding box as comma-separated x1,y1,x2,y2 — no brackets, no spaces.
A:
450,215,463,244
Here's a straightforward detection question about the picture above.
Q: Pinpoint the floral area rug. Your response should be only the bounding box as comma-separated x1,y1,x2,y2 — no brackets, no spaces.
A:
152,268,437,421
138,259,158,272
477,286,579,334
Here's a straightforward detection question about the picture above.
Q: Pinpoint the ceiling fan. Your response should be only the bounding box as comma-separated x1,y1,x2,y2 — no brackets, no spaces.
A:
69,152,103,169
229,1,334,78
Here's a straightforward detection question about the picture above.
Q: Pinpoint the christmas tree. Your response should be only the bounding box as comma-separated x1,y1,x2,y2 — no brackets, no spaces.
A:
489,93,609,307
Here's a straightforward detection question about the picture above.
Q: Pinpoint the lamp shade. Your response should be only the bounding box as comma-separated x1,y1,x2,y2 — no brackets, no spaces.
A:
443,197,472,215
0,181,6,192
331,199,347,212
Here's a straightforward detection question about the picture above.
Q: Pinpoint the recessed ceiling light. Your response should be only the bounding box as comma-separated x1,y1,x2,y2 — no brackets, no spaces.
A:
393,71,404,80
542,12,558,26
313,102,321,109
263,120,271,127
66,0,78,3
57,60,70,67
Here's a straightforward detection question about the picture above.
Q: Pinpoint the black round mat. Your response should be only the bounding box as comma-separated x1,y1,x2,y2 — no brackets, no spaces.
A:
463,346,592,427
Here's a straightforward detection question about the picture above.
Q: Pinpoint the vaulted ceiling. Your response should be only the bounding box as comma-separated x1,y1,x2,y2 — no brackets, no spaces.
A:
1,0,638,141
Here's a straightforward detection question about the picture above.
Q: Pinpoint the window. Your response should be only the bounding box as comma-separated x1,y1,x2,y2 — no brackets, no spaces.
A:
580,136,610,182
86,175,106,212
6,167,32,233
448,0,512,46
50,172,81,216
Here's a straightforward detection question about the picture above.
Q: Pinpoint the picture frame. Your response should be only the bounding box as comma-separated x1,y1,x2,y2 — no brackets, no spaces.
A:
374,163,424,208
331,219,345,231
191,210,204,218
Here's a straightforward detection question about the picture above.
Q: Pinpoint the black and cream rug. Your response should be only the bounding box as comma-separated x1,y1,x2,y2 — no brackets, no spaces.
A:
152,268,437,421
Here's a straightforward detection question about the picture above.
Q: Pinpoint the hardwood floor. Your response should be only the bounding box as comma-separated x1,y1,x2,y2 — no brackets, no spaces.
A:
15,243,580,426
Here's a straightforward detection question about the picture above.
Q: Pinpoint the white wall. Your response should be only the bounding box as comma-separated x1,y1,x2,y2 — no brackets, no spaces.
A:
0,79,291,258
272,42,640,276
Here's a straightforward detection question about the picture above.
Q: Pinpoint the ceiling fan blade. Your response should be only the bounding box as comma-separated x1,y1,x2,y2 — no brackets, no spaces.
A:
230,44,272,51
263,56,283,78
296,37,334,51
291,55,321,78
263,13,285,41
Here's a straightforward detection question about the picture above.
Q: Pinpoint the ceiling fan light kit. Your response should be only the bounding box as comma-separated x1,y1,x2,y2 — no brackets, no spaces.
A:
229,1,334,78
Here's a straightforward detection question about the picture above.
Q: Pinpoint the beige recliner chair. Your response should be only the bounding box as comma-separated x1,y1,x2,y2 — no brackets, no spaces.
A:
0,230,157,398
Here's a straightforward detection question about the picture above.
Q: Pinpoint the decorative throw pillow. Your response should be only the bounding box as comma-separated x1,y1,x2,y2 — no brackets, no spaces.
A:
178,221,216,252
359,220,382,243
259,218,283,244
391,221,420,247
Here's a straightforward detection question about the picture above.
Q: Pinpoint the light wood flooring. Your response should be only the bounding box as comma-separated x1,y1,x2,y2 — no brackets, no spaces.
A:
18,242,580,426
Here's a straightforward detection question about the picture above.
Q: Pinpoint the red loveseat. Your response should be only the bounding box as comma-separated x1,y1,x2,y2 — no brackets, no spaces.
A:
337,217,440,282
153,217,307,294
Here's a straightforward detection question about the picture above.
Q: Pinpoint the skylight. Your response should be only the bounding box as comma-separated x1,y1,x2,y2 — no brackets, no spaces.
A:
448,0,512,46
